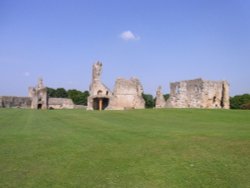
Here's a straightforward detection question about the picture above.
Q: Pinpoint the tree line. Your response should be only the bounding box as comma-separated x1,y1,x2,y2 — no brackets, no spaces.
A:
47,88,89,105
230,94,250,110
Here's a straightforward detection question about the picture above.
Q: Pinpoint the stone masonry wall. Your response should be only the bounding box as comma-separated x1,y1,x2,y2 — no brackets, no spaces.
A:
48,98,75,109
110,78,145,110
166,78,230,109
0,96,31,108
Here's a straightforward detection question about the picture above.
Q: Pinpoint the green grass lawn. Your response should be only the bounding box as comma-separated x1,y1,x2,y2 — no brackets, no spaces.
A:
0,109,250,188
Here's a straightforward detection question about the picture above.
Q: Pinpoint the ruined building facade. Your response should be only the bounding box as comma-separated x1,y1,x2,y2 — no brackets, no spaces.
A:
87,62,145,110
165,78,230,109
1,79,75,109
87,62,113,110
29,78,48,109
0,96,31,108
1,62,230,110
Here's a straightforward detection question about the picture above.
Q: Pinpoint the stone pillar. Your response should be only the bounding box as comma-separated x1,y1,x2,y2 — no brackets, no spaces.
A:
99,98,103,110
222,81,230,109
155,86,166,108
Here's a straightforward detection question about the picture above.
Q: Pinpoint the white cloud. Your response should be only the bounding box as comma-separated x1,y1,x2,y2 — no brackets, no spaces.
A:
120,30,140,41
24,72,30,77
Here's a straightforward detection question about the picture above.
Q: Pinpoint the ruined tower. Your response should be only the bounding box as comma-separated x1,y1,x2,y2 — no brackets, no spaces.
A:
29,78,48,109
87,62,145,110
155,86,166,108
166,78,230,109
109,77,145,110
87,62,113,110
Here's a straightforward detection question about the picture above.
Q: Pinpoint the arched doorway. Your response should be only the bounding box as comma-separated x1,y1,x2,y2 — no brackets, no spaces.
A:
93,97,109,110
37,104,42,109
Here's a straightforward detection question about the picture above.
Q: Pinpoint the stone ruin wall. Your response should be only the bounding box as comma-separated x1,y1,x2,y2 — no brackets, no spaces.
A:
166,78,203,108
202,80,230,109
29,87,48,109
87,62,145,110
48,98,75,109
89,61,112,97
87,62,113,110
110,78,145,110
1,79,77,110
155,86,166,108
0,96,31,108
1,62,230,111
166,78,230,109
89,82,112,97
0,96,75,110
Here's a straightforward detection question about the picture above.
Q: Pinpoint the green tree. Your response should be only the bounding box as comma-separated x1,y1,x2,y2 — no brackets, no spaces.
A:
82,91,90,105
46,87,89,105
230,94,250,109
55,88,68,98
142,93,155,108
163,94,170,101
241,102,250,110
47,87,56,97
67,89,89,105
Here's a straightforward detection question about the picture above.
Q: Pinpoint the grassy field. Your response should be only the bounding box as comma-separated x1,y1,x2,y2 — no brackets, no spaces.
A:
0,109,250,188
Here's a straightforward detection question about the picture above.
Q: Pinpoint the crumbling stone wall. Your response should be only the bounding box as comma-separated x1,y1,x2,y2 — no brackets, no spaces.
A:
166,78,230,109
1,78,76,110
109,78,145,110
87,62,145,110
29,78,48,109
48,98,75,109
0,96,31,108
155,86,166,108
87,62,113,110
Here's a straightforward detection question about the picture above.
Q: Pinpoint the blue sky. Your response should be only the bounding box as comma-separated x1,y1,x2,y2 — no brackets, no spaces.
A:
1,0,250,96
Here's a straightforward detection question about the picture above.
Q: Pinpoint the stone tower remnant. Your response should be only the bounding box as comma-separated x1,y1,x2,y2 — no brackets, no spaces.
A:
87,61,145,110
29,78,48,109
165,78,230,109
87,62,113,110
109,77,145,110
155,86,166,108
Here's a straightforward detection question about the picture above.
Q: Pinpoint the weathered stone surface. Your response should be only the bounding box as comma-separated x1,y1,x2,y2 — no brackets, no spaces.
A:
29,78,48,109
0,96,31,108
166,78,230,109
1,78,77,110
87,62,113,110
48,98,75,109
155,86,166,108
109,77,145,110
87,61,145,110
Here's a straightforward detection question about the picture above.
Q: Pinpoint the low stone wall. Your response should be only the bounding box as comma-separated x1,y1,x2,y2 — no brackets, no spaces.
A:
0,96,31,108
48,98,75,109
0,96,76,109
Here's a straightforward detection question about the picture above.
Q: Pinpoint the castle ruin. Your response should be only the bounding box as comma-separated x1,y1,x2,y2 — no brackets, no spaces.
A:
87,62,113,110
1,62,230,110
165,78,230,109
87,62,145,110
29,78,48,109
1,79,75,109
